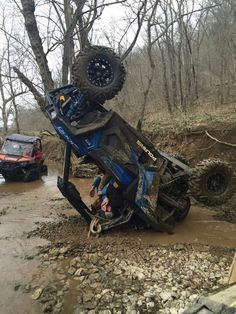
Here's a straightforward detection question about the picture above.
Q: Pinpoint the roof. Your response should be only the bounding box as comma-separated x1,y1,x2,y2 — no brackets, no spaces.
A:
5,134,40,144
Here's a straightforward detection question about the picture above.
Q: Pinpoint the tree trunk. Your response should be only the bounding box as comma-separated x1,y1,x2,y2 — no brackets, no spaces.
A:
20,0,54,92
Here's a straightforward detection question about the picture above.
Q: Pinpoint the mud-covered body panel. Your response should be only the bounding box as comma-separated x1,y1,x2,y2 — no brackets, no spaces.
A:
46,85,176,231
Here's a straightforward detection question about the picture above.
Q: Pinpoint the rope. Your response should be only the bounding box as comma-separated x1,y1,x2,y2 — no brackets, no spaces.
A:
88,216,102,237
88,215,113,237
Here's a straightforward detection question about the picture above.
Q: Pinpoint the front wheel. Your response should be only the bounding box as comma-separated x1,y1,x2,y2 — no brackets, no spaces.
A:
189,159,235,206
23,169,40,182
2,174,14,182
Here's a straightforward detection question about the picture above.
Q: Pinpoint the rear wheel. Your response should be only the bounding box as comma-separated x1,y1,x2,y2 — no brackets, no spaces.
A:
189,159,235,206
72,46,126,103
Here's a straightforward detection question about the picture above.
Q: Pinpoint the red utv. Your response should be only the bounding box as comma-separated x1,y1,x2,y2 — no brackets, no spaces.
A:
0,134,47,182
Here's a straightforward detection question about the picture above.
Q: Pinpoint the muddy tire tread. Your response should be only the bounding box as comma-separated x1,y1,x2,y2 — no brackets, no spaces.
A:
189,158,235,206
72,46,126,102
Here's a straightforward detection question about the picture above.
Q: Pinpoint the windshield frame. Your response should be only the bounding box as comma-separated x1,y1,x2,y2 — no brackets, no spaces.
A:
0,140,34,157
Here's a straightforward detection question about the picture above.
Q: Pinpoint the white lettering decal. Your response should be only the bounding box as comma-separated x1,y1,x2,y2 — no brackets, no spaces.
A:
136,140,157,161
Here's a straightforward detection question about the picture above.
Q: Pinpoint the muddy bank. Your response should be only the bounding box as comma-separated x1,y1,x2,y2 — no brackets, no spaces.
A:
146,121,236,166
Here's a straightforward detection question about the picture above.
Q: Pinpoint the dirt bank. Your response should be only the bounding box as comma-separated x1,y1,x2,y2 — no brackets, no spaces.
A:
146,121,236,166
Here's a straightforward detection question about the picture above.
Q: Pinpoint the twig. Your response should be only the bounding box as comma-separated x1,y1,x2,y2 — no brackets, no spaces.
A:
205,130,236,148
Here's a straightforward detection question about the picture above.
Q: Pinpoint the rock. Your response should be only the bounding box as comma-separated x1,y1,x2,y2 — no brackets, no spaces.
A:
83,301,97,309
14,284,21,291
59,246,69,254
55,302,63,309
144,291,154,298
147,301,155,308
68,267,76,275
49,248,59,257
31,288,43,300
114,269,122,275
83,290,94,302
160,291,173,302
169,308,178,314
42,301,55,313
215,272,221,278
70,257,80,267
24,284,31,292
188,294,198,303
181,290,190,299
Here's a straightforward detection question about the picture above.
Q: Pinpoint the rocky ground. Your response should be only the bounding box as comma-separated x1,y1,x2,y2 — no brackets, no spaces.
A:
26,215,234,314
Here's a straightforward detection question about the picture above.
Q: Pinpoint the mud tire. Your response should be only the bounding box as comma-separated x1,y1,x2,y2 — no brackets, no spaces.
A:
72,46,126,103
23,169,40,182
189,159,235,206
41,164,48,174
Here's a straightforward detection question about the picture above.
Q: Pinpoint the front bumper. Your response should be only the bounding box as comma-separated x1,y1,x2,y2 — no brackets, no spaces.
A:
0,162,28,178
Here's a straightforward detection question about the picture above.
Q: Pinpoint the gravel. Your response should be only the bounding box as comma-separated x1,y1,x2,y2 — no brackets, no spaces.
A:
26,220,233,314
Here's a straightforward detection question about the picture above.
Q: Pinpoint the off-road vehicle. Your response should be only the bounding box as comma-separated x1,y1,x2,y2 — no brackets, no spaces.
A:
46,46,235,233
0,134,47,182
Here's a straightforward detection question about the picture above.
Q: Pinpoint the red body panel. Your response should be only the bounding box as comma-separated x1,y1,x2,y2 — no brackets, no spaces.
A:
0,154,35,162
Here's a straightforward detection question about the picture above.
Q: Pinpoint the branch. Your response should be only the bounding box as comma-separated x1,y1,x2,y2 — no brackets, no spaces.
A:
205,130,236,148
121,0,148,61
13,66,45,110
4,90,28,105
151,4,221,46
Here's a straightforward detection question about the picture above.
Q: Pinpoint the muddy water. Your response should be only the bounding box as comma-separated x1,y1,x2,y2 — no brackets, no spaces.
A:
0,164,63,314
135,206,236,248
0,165,236,314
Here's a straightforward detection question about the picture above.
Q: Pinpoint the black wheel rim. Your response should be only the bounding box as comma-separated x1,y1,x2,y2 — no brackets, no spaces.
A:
206,172,227,194
87,57,114,87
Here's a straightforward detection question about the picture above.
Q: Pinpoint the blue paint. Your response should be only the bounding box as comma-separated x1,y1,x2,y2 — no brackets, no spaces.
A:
53,119,101,156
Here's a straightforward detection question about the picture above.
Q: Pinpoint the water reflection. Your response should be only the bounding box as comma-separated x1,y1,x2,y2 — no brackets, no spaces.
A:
0,163,63,194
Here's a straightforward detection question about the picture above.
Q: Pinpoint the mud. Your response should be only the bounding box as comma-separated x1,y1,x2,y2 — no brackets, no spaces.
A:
0,164,236,314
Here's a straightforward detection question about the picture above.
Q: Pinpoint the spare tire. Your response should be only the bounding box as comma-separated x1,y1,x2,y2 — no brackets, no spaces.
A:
72,46,126,103
189,158,235,206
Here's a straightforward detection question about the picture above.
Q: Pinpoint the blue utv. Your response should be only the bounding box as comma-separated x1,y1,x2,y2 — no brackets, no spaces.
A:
46,46,235,234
